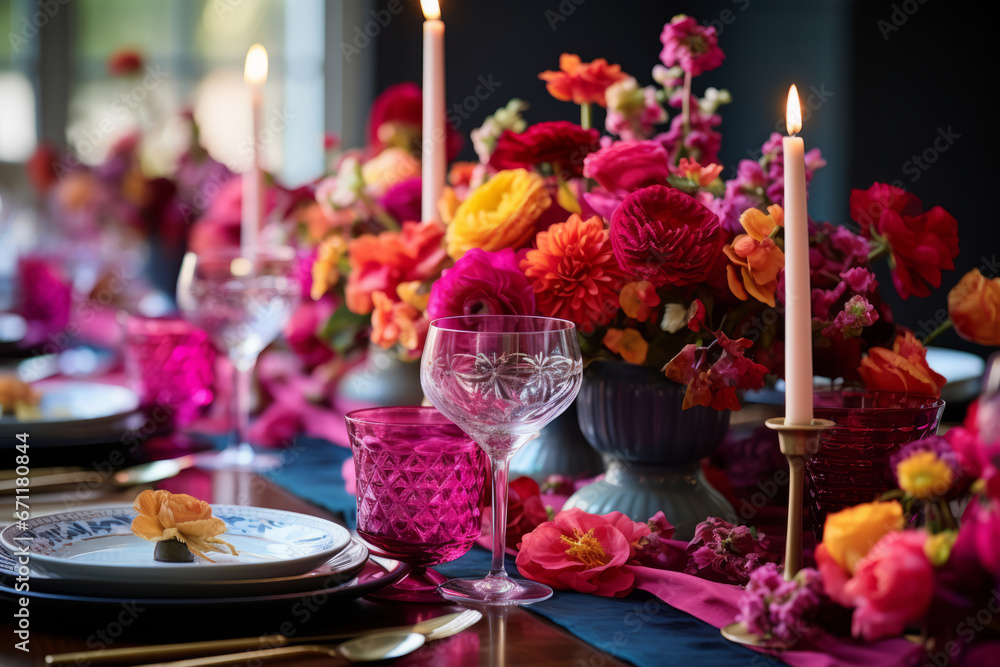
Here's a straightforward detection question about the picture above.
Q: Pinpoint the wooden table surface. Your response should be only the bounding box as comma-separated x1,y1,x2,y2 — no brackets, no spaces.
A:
0,464,629,667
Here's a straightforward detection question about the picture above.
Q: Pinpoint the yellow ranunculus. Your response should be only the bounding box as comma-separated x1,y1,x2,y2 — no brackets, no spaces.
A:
445,169,551,260
897,451,954,500
822,500,903,574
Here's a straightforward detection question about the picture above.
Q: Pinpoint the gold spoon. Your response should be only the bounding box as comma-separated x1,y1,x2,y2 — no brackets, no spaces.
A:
129,631,426,667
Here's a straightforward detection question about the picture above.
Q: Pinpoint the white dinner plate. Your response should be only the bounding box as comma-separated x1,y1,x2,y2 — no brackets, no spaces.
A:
0,380,140,439
0,538,369,598
0,505,352,583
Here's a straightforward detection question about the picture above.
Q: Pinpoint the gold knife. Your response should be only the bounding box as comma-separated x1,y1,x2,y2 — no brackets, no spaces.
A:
44,612,470,665
0,455,196,494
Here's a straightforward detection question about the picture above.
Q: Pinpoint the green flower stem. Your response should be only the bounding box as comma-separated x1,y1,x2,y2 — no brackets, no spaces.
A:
358,191,400,231
580,103,592,131
682,71,692,136
922,319,953,346
867,242,889,262
938,497,958,531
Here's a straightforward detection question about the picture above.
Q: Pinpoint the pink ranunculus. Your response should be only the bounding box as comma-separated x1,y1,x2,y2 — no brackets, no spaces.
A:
425,248,536,321
515,508,648,598
582,140,671,195
659,15,725,77
609,184,726,288
843,530,935,641
378,177,422,225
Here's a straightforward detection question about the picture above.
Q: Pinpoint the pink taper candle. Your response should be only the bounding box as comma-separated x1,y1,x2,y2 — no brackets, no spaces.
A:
421,0,445,222
782,85,813,426
242,44,268,253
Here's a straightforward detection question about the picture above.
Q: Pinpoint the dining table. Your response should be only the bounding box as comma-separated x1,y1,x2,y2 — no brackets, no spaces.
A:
0,432,646,667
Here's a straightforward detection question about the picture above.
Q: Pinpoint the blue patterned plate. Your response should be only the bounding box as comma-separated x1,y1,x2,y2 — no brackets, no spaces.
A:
0,505,351,583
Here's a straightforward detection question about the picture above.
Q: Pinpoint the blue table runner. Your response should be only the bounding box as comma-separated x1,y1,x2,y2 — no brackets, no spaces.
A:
264,438,762,666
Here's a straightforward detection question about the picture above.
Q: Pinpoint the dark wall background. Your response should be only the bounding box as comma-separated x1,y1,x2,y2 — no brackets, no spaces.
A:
369,0,997,360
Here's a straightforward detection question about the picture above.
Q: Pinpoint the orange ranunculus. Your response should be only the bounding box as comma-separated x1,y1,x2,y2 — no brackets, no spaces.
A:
821,500,904,574
619,281,660,322
603,328,649,365
538,53,629,107
445,169,551,260
520,214,625,333
948,268,1000,346
724,205,785,307
346,219,446,315
370,290,426,354
131,489,237,562
858,331,946,398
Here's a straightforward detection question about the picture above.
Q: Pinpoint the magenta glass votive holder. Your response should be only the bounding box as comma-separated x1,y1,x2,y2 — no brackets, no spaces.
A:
124,316,216,427
346,406,487,601
806,389,945,532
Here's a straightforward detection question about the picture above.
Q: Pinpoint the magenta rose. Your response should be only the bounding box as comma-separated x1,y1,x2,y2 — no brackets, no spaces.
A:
582,140,671,194
609,184,727,287
843,530,935,641
378,177,422,225
426,248,536,320
515,508,650,598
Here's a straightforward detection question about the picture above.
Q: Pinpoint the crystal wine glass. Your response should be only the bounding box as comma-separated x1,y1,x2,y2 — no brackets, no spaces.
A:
176,246,300,470
346,406,488,602
421,315,582,605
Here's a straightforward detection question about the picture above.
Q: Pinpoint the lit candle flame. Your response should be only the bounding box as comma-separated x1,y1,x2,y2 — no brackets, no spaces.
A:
421,0,441,20
786,84,802,136
244,44,268,86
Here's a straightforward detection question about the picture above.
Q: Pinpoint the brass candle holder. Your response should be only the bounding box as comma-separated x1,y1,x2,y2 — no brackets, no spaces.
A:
765,417,834,580
720,416,833,647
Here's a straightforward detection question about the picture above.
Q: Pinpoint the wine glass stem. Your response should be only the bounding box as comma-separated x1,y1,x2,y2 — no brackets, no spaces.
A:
232,356,256,452
489,455,511,579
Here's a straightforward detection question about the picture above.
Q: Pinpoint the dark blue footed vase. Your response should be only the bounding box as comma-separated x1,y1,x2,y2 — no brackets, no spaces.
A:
563,360,736,540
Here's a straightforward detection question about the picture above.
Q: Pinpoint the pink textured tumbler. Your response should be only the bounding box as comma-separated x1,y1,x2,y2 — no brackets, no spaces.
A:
346,406,487,602
124,316,216,427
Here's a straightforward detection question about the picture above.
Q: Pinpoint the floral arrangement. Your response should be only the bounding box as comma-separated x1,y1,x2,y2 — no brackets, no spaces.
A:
131,489,238,562
305,14,961,411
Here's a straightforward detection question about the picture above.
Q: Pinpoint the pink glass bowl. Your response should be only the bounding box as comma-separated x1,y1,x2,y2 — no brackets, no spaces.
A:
806,389,945,532
124,316,216,427
346,406,487,600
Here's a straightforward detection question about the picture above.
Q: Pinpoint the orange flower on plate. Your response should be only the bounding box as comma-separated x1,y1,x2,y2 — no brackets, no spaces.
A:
858,331,946,398
724,205,785,307
948,268,1000,346
539,53,628,107
131,489,238,562
520,214,625,333
603,328,649,365
445,169,551,260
